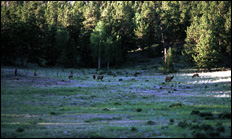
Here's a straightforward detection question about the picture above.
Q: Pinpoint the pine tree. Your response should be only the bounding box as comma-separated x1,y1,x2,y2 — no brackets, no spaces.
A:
111,1,136,65
183,1,231,69
134,1,160,57
166,47,174,73
90,20,107,69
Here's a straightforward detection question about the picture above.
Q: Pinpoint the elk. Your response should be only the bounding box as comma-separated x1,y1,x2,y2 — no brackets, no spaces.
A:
97,75,104,81
68,73,73,79
69,70,73,79
93,74,96,79
192,73,199,78
165,76,174,82
15,68,17,75
34,70,37,76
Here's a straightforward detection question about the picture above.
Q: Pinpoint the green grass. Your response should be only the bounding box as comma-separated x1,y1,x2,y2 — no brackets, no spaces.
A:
1,67,231,138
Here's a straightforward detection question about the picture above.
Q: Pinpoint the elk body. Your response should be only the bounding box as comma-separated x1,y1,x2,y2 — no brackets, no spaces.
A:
68,70,73,79
97,76,104,81
165,76,174,82
34,70,37,76
192,73,199,78
93,74,96,79
68,73,73,79
15,69,17,75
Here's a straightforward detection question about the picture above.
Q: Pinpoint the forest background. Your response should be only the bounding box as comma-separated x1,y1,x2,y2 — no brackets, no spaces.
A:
1,1,231,71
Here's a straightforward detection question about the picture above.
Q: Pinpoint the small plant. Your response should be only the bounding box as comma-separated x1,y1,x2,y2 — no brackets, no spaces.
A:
114,102,121,105
169,102,182,107
178,120,191,128
146,120,156,125
199,124,214,132
102,108,110,111
169,119,175,125
191,110,200,115
29,120,37,125
50,111,57,115
89,133,103,138
118,79,123,81
16,127,24,132
131,126,138,132
206,131,221,138
218,112,231,119
192,130,206,138
199,112,213,118
136,108,142,112
161,126,169,129
216,126,225,132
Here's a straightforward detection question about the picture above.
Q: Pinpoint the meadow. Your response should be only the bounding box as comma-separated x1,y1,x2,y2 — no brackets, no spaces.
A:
1,65,231,138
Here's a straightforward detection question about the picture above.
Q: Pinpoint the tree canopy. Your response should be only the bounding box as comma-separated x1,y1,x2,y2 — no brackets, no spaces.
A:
1,1,231,69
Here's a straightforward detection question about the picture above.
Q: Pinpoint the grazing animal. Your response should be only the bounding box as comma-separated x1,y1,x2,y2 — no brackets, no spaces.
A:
165,76,174,82
93,74,96,79
15,69,17,75
192,73,199,78
34,70,37,76
97,76,104,81
69,73,73,79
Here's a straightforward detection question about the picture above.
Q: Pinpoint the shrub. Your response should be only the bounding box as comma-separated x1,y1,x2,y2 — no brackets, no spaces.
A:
146,120,156,125
191,110,200,115
216,126,225,132
192,130,206,138
114,102,121,105
199,124,214,132
16,127,24,132
169,119,175,125
169,102,182,107
131,126,138,132
206,131,220,138
50,111,57,115
89,133,104,138
199,112,213,117
178,120,191,128
136,108,142,112
102,108,110,111
218,112,231,119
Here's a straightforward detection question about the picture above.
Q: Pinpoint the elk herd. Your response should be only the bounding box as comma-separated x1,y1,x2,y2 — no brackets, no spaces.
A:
68,71,200,82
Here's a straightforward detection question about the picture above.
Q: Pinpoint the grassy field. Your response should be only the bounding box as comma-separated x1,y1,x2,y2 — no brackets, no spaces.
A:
1,66,231,138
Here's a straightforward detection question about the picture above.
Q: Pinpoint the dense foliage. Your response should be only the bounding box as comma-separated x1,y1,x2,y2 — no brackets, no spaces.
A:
1,1,231,69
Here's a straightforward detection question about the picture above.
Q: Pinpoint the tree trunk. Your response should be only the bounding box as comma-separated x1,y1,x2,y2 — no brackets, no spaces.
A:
21,57,24,67
98,46,101,70
160,25,166,74
98,56,101,70
107,60,109,71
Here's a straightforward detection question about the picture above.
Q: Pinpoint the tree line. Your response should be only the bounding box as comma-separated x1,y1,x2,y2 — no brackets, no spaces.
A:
1,1,231,70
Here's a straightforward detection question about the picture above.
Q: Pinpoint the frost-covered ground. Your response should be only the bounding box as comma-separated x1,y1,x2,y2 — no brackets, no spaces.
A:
1,67,231,138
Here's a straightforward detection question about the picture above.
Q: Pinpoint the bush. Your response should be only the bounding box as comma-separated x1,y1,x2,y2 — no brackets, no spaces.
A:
191,110,200,115
50,111,57,115
131,126,138,132
178,120,191,128
16,127,24,132
169,119,175,125
146,120,156,125
218,112,231,119
136,108,142,112
169,102,182,107
192,130,206,138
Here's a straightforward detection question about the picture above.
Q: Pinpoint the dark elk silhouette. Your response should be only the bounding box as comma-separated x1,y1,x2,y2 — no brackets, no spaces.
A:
69,70,73,79
192,73,199,78
97,76,104,81
165,76,174,82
